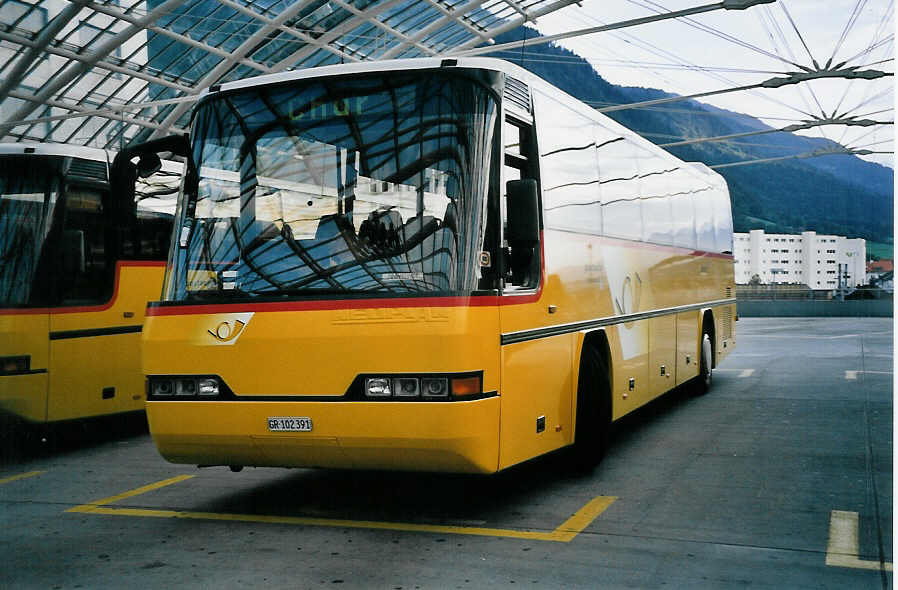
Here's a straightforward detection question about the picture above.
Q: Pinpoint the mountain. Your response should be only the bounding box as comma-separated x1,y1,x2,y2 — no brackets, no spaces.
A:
488,29,894,244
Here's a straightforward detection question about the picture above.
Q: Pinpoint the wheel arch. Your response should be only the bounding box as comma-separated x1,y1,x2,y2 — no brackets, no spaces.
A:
578,329,611,395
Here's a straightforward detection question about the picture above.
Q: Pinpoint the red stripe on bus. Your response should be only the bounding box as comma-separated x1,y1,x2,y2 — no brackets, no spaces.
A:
0,260,165,316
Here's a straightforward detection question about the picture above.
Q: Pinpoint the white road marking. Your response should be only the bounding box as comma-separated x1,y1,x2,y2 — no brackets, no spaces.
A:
716,368,755,377
826,510,892,571
845,370,893,380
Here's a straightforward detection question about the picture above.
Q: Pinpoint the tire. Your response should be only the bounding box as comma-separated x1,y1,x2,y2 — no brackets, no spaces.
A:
695,332,713,395
568,344,611,472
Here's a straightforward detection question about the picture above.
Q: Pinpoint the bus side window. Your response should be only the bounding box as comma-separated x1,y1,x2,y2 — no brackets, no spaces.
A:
124,165,180,260
503,118,540,290
58,185,112,304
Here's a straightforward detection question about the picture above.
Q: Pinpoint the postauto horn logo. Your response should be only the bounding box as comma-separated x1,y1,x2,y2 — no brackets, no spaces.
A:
201,313,254,346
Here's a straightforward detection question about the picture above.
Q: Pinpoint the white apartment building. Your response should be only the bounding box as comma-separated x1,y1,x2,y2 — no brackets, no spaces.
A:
734,229,866,289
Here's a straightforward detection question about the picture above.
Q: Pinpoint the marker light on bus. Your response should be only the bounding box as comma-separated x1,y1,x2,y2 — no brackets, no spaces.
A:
450,376,481,398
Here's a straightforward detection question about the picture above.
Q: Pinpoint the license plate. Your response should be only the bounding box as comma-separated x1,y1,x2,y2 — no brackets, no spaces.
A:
267,416,313,432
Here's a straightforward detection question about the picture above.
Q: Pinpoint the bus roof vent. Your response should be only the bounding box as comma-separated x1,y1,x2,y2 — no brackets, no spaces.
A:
67,158,108,183
504,76,531,113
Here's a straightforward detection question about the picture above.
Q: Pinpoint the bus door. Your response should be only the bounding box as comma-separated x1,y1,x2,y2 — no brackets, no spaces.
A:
497,116,572,469
47,174,132,421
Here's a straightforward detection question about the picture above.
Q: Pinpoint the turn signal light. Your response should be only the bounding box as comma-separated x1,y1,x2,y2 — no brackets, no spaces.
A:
451,376,481,398
0,356,29,375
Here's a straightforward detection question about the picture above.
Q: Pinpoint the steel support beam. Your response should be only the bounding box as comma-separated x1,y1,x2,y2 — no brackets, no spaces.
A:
2,0,190,127
452,1,735,57
0,29,194,94
3,89,187,135
0,0,89,103
329,0,437,57
379,0,490,60
215,0,360,65
151,0,323,138
447,0,582,55
82,0,273,75
267,0,408,72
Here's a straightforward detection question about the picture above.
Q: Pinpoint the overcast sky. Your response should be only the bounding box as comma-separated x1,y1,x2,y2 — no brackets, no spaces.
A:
532,0,894,168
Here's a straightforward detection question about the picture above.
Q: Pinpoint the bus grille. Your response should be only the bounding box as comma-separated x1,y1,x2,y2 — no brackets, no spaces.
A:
67,158,108,182
504,76,531,113
723,307,733,339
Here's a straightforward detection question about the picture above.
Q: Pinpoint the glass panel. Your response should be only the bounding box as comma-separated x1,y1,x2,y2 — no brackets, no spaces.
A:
124,161,180,261
671,191,696,250
534,90,600,235
598,127,641,241
638,152,674,245
59,183,110,304
0,155,60,306
166,69,499,301
694,189,716,253
712,184,734,254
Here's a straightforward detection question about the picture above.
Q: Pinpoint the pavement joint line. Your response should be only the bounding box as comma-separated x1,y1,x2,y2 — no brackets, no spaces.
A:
0,470,45,485
825,510,893,572
64,475,615,542
715,368,755,377
845,370,893,380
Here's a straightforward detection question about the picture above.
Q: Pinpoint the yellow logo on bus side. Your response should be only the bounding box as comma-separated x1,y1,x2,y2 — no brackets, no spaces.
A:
199,313,254,346
209,320,245,342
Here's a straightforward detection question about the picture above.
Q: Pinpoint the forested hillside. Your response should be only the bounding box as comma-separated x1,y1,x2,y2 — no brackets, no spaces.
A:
488,29,893,243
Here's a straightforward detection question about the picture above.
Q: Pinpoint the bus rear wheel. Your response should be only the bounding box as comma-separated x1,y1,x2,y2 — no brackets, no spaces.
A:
568,344,611,472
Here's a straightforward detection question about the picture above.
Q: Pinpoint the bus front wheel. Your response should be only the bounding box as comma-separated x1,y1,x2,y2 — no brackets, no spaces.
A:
568,344,611,472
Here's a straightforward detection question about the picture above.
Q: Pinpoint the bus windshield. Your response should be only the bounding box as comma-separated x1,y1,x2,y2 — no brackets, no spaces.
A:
165,69,500,302
0,155,61,306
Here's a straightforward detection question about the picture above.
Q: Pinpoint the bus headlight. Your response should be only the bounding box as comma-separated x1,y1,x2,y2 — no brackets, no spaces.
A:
355,373,482,401
421,378,449,398
176,379,197,396
198,378,220,396
148,375,224,399
393,377,420,397
152,379,174,396
365,377,392,397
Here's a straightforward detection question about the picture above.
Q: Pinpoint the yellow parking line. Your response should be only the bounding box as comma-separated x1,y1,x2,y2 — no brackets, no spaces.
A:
67,474,194,513
0,470,44,485
826,510,893,571
66,475,615,542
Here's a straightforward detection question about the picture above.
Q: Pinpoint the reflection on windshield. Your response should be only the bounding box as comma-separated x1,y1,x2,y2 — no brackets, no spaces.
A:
166,69,499,301
0,156,60,306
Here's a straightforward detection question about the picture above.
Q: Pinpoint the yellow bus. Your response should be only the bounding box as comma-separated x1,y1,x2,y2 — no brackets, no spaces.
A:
0,143,178,425
138,58,736,473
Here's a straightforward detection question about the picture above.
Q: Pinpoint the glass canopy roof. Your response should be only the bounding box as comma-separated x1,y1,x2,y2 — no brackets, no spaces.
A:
0,0,579,149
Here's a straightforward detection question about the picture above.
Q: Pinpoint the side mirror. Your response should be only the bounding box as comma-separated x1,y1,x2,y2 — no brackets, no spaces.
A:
136,152,162,178
506,179,540,246
62,229,86,277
